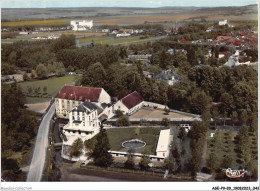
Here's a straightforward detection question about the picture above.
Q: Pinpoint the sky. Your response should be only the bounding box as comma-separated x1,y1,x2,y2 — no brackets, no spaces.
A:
1,0,257,8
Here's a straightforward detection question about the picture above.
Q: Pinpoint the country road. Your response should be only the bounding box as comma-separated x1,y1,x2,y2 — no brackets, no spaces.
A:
27,103,55,182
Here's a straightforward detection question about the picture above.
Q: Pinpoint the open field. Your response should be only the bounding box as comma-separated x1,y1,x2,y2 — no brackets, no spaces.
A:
18,75,76,103
106,128,161,155
79,36,109,43
206,129,258,170
2,20,69,27
130,108,196,119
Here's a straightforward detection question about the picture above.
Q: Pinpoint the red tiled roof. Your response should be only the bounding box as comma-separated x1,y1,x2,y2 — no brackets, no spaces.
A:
56,85,102,102
122,91,144,109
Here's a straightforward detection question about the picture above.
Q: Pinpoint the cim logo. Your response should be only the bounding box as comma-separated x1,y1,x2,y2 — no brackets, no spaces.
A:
223,168,247,178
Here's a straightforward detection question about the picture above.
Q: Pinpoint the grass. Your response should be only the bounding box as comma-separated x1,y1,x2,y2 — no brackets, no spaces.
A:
206,129,258,170
79,36,155,45
18,75,76,103
2,20,69,27
79,36,109,43
106,128,161,155
102,36,154,45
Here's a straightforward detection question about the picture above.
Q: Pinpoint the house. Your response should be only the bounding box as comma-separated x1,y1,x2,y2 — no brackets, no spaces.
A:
70,20,93,31
154,69,181,85
102,29,110,33
62,101,101,147
55,85,111,119
219,20,227,26
116,32,131,38
113,91,144,115
156,129,171,158
127,54,152,62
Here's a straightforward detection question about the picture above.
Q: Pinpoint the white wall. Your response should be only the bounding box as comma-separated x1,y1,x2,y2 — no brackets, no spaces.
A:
55,98,82,119
98,88,111,105
113,100,129,114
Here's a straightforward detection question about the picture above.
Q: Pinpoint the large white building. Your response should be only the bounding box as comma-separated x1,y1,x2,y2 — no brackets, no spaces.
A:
156,129,171,158
70,20,93,31
62,101,101,146
55,85,111,119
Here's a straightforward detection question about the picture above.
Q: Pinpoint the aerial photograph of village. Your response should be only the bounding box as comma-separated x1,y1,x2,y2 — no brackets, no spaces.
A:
1,0,259,189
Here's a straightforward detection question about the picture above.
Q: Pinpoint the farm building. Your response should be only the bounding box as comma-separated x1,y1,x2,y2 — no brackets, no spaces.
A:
113,91,144,115
70,20,93,31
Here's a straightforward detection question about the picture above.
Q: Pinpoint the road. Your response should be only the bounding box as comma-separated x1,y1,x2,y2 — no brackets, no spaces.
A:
77,35,167,47
26,103,56,182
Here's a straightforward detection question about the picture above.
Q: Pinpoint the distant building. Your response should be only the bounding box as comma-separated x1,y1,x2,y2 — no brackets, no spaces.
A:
55,85,111,119
154,69,181,85
127,54,152,62
70,20,93,31
219,20,227,26
116,32,131,38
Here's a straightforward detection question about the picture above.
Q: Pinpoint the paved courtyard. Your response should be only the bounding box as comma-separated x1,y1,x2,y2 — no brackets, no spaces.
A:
129,108,196,119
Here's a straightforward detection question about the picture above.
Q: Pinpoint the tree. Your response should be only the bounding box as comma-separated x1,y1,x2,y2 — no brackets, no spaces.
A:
1,157,23,181
81,62,107,88
161,118,169,127
90,128,113,167
36,63,48,79
124,149,135,169
164,159,174,173
52,34,75,52
69,138,83,157
116,115,129,126
178,127,186,140
139,152,150,171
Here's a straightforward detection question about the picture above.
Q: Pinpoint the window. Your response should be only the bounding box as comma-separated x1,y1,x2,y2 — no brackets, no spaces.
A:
83,122,85,126
77,116,80,121
83,117,85,120
72,116,75,120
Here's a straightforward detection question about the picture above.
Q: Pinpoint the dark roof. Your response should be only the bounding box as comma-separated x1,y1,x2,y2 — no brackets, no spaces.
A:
83,101,98,110
122,91,144,109
72,101,99,114
56,85,102,102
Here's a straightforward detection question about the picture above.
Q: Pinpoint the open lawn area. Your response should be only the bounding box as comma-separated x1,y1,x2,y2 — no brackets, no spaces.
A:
18,75,76,104
129,107,196,120
107,128,161,155
79,36,109,43
86,128,163,155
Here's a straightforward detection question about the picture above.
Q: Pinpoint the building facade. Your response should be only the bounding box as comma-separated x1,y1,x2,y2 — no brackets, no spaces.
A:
55,85,111,119
62,101,101,146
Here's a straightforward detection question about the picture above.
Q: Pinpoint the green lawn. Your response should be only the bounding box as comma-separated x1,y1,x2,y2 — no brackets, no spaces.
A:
18,75,76,103
106,128,161,155
79,36,109,43
102,36,154,45
79,36,155,45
